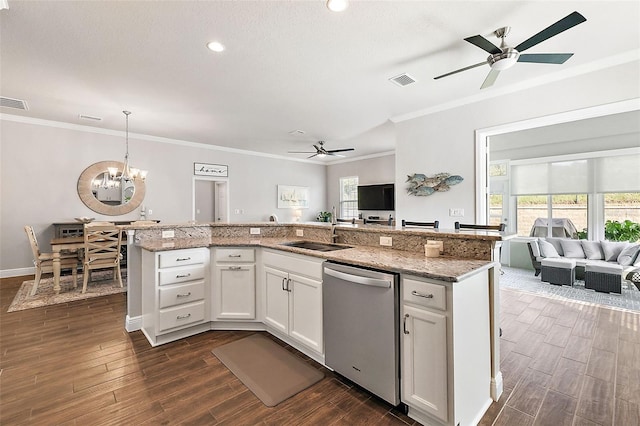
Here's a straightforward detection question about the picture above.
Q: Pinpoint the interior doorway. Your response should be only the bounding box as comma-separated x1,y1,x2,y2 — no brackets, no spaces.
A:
193,177,229,223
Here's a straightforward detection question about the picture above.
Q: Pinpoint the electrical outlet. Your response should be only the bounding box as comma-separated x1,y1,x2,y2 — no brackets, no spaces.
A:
296,229,304,237
234,209,241,214
426,240,444,253
250,228,261,235
379,236,392,246
147,209,153,215
449,208,464,217
162,230,175,239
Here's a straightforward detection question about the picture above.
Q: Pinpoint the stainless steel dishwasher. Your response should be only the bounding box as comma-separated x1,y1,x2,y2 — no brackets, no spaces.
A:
323,262,400,406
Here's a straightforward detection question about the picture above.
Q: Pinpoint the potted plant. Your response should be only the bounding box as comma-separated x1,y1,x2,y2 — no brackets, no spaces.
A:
317,211,332,222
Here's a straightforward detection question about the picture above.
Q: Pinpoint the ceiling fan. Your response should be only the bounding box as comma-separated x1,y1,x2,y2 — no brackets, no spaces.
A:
434,11,586,89
288,141,355,159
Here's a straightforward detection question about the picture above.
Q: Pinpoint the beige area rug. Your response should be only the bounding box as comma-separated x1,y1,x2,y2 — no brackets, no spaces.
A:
7,270,127,312
212,333,324,407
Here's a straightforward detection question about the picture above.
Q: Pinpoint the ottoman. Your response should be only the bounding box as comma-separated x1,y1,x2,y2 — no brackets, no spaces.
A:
585,263,622,294
541,258,576,286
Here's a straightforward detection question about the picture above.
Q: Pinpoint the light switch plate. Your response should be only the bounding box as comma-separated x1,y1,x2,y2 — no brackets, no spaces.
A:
296,229,304,237
162,230,175,239
250,228,261,235
449,208,464,217
379,236,392,246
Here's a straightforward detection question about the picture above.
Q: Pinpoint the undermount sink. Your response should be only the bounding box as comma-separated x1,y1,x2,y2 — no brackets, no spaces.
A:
280,241,352,252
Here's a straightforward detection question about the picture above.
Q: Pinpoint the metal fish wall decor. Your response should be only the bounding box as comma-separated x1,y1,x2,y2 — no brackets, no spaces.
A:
406,172,463,196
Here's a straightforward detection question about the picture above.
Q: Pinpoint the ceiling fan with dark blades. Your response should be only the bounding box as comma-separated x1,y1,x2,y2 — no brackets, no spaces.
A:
288,141,355,159
434,11,586,89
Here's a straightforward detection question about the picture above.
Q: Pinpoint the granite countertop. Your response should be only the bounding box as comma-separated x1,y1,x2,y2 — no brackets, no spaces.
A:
136,236,495,282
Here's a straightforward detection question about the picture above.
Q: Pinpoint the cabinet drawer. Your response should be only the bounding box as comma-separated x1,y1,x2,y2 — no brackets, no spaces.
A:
215,248,255,262
159,281,205,309
159,265,205,286
158,301,205,332
159,249,206,268
403,278,446,311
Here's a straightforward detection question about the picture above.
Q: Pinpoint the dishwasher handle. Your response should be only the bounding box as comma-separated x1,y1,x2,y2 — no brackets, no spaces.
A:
324,267,391,288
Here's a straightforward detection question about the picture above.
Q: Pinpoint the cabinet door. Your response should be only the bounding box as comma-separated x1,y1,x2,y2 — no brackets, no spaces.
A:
214,265,255,320
402,305,448,423
263,266,289,334
289,273,323,354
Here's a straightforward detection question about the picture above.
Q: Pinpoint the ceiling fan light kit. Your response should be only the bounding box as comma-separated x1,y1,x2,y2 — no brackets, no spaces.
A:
435,11,587,89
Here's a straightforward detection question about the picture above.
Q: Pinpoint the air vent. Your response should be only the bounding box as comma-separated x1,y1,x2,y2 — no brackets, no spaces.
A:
0,96,28,110
79,114,103,122
389,73,417,87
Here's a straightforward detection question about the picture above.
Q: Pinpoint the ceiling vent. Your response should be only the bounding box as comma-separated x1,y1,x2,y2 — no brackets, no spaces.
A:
0,96,28,110
389,73,417,87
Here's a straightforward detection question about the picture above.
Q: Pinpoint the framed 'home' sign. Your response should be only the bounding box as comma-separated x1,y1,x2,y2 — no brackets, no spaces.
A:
194,163,228,177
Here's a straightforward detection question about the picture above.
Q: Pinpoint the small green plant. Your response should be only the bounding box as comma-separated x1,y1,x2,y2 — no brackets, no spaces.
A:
604,219,640,242
577,228,588,240
317,211,332,222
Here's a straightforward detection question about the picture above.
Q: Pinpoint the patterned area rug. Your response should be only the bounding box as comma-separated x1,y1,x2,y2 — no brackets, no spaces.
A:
7,270,127,312
501,266,640,312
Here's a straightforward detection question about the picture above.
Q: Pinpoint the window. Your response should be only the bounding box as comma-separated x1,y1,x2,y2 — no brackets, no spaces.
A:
516,194,587,238
339,176,358,219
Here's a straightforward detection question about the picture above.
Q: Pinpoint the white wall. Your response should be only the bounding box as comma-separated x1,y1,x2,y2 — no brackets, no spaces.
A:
0,118,326,273
395,61,640,229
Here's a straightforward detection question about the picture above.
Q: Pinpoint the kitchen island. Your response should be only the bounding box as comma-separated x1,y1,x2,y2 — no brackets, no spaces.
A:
124,222,511,426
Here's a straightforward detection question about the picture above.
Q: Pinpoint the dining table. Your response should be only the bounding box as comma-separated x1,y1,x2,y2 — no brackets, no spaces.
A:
50,236,84,294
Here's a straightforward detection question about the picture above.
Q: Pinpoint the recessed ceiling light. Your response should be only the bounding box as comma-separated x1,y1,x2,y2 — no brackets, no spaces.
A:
206,41,225,52
326,0,348,12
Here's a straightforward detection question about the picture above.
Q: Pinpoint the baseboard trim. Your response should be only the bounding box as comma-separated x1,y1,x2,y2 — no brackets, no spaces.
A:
491,372,504,401
0,267,34,279
126,315,142,332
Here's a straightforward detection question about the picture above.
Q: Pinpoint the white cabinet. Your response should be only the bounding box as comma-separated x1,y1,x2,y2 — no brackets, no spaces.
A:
213,248,256,320
262,250,324,355
141,248,210,346
401,273,492,426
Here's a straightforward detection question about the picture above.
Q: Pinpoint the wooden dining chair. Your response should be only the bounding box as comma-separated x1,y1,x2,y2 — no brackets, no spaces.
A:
401,220,440,229
454,222,506,231
24,225,80,296
82,222,123,293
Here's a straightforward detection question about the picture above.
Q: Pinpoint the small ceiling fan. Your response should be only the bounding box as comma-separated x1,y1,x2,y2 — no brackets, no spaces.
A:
434,11,586,89
288,141,355,159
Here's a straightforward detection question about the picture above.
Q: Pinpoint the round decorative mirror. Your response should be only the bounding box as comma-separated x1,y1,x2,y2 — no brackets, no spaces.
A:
77,161,146,215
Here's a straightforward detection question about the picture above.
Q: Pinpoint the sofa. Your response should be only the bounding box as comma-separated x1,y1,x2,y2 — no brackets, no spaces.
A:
528,237,640,293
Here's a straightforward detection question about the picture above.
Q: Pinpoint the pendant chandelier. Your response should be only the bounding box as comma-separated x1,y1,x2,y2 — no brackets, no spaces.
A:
107,110,147,182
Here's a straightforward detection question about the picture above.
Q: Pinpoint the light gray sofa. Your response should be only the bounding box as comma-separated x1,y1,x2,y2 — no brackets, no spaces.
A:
528,237,640,291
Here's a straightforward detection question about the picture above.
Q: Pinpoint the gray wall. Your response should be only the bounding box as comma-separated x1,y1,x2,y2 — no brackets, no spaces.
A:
395,62,640,229
0,119,326,274
326,154,395,218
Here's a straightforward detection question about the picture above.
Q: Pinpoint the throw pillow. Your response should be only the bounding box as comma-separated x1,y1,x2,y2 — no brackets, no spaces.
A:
529,240,541,258
581,240,604,260
538,239,560,258
560,239,585,259
617,244,640,266
600,240,630,262
545,237,565,256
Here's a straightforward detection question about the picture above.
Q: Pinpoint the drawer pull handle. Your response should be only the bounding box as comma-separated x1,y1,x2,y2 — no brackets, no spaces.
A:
176,257,192,261
411,290,434,299
282,277,287,291
176,292,191,298
176,313,191,320
229,266,243,271
403,314,410,335
176,273,191,278
228,254,242,258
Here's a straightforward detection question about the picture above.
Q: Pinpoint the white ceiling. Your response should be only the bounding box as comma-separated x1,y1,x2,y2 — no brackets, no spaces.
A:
1,1,639,162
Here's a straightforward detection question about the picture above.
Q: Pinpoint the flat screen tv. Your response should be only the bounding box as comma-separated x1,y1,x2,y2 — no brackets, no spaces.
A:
357,184,395,211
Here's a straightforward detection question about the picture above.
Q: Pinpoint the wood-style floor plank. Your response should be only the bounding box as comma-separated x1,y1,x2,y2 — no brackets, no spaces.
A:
2,274,639,425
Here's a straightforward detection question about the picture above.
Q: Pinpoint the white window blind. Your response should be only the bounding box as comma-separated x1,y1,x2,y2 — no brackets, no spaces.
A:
511,154,639,195
594,154,640,193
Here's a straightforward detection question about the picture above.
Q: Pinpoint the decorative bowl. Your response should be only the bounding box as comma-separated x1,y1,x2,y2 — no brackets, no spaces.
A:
74,217,95,223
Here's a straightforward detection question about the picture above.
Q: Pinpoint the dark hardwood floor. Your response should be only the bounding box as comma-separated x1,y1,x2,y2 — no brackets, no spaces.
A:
1,274,639,425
